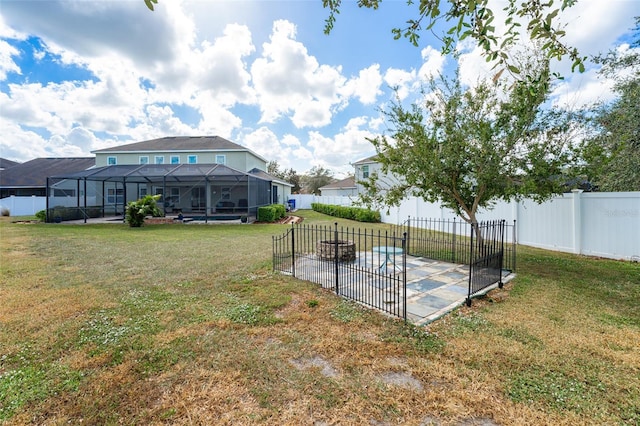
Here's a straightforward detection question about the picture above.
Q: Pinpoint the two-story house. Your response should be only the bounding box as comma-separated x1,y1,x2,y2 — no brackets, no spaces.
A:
353,155,402,195
47,136,292,222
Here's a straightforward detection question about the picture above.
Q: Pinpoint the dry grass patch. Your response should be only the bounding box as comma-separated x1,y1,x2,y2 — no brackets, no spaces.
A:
1,216,638,425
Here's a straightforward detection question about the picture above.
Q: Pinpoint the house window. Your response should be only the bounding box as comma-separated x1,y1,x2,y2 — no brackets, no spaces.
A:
107,156,117,165
54,189,76,197
107,188,124,204
155,156,165,164
215,155,226,165
170,187,180,202
170,155,180,164
139,187,148,199
221,187,230,200
154,187,164,202
362,165,369,179
139,156,149,165
188,155,197,164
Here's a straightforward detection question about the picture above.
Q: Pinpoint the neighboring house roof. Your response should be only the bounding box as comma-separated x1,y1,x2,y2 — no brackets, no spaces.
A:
0,158,19,170
0,157,95,188
92,135,268,163
249,168,294,187
353,154,379,165
319,176,356,190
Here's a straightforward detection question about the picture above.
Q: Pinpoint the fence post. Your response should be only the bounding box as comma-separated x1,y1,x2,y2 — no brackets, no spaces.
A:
406,216,411,256
334,222,339,295
512,220,517,272
499,220,505,288
452,218,457,263
466,222,475,307
572,189,583,255
291,224,296,278
402,232,407,321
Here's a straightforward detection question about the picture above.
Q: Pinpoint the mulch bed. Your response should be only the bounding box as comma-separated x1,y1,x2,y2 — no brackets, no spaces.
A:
254,215,303,225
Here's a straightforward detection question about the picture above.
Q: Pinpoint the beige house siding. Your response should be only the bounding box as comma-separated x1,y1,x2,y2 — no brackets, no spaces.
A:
95,150,267,171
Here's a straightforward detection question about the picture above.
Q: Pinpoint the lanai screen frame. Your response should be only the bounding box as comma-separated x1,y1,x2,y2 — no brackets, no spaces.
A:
46,163,272,223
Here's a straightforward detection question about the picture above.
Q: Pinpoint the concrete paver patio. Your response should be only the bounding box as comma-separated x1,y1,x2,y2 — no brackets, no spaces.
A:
294,252,514,326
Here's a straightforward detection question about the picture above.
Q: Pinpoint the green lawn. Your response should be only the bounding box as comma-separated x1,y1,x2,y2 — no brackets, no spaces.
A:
1,212,638,425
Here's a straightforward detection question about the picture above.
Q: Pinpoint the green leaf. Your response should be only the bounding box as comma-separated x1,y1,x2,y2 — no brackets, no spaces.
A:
144,0,157,11
507,64,520,74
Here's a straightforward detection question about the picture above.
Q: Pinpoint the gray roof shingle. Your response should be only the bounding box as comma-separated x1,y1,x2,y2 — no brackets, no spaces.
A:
319,176,356,190
92,136,245,153
0,158,95,187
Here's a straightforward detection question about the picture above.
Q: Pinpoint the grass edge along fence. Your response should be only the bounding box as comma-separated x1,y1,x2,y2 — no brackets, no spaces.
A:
311,203,381,223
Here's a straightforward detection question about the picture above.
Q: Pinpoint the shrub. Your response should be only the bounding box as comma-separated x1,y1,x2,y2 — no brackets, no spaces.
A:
0,207,10,217
35,210,46,222
257,204,286,222
272,203,286,220
125,195,162,227
257,206,276,222
311,203,380,223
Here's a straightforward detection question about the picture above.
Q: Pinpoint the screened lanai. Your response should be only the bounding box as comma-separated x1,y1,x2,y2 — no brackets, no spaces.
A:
46,163,272,223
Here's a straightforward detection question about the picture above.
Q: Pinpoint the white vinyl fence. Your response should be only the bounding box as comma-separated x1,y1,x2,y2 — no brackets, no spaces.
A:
287,194,356,210
288,191,640,261
0,196,46,216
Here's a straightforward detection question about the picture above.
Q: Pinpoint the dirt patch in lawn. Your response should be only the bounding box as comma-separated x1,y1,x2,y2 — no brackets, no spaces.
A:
289,355,340,378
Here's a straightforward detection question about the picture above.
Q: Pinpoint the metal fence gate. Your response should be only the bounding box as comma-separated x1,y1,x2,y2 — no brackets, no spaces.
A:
466,220,506,306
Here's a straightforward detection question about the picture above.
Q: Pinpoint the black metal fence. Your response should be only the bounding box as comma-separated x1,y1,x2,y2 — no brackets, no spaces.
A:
273,223,407,320
273,217,516,320
395,217,516,273
466,220,506,306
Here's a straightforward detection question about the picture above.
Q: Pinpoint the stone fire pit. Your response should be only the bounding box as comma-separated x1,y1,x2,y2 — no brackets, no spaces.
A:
316,240,356,262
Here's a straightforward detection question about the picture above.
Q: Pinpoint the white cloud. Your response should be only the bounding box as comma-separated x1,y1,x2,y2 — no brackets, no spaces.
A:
384,68,416,101
0,40,20,80
240,126,312,170
194,24,256,106
250,20,346,128
342,64,383,105
0,0,195,70
191,92,243,137
0,0,636,174
417,46,446,81
306,116,379,174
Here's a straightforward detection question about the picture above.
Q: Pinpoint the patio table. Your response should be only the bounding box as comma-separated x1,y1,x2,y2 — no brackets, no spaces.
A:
372,246,403,273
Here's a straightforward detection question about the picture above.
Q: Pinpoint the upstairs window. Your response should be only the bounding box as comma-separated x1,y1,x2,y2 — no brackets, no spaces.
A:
155,156,165,164
107,156,117,166
362,165,369,179
170,155,180,164
215,155,226,165
139,156,149,165
188,155,197,164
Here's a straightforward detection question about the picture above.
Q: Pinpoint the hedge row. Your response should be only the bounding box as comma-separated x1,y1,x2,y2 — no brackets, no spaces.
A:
257,204,286,222
46,206,103,222
311,203,381,223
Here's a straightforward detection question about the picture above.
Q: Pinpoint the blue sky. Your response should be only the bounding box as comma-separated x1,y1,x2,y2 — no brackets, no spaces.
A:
0,0,638,177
